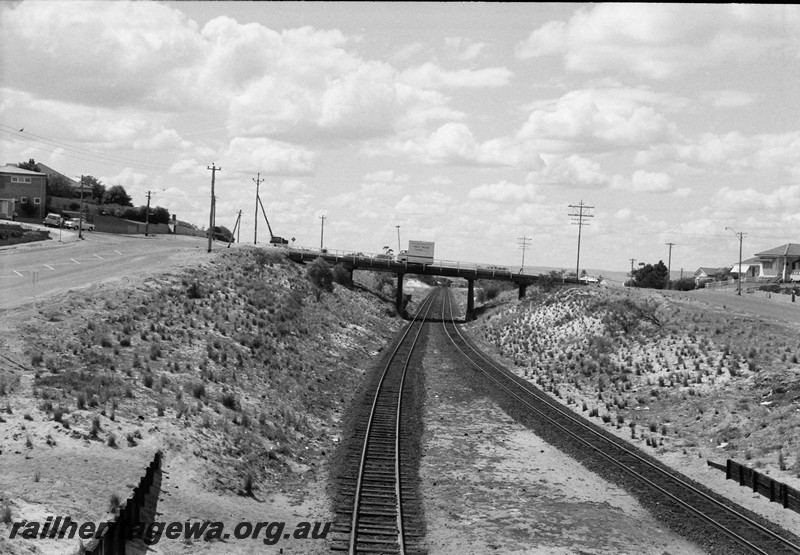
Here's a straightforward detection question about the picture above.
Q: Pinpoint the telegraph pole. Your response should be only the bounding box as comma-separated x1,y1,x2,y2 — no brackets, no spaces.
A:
319,215,326,251
517,236,531,271
726,227,746,295
629,258,636,286
568,201,594,281
144,190,152,236
207,163,220,253
253,173,263,245
78,175,85,240
665,242,675,289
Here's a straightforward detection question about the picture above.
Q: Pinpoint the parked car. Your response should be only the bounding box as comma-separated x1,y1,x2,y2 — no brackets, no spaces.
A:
790,270,800,283
64,218,94,231
42,213,64,228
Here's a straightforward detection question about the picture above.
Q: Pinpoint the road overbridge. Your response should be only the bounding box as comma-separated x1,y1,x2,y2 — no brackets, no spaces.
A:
285,247,575,319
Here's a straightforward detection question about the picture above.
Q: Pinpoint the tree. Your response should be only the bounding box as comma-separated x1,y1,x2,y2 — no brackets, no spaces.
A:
46,174,76,198
82,175,106,202
103,185,133,206
18,159,38,172
307,257,334,292
632,260,669,289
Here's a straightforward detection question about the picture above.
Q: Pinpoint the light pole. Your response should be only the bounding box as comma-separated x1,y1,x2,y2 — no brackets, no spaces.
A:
396,225,401,254
75,175,85,240
726,227,745,295
319,215,326,251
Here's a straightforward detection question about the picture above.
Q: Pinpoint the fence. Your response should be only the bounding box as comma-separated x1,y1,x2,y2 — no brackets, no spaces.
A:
85,450,162,555
707,459,800,514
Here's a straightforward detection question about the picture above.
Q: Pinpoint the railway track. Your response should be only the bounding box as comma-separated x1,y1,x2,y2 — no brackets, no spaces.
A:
439,287,800,555
330,291,436,554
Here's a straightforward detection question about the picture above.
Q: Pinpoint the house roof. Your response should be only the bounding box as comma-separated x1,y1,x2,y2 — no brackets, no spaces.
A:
35,163,79,186
694,267,728,276
0,164,45,176
754,243,800,258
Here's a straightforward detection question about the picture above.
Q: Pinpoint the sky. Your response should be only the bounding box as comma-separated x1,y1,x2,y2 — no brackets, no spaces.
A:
1,2,799,274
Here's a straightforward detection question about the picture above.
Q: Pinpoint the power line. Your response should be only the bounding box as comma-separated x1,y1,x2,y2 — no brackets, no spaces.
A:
0,123,172,171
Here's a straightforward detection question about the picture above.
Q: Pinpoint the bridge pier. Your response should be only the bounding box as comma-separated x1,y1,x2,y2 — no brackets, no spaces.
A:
466,279,475,321
395,272,405,315
519,283,527,299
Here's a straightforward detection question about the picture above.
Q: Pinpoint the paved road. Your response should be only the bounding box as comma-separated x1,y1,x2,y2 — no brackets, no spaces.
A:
0,228,212,311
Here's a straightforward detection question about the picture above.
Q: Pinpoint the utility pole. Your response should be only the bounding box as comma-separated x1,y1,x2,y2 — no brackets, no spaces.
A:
517,236,531,271
319,215,326,251
629,258,637,286
396,225,401,254
237,210,241,244
207,163,220,253
228,210,242,248
77,175,85,240
253,173,263,245
665,242,675,289
568,201,594,282
144,190,152,237
726,227,746,295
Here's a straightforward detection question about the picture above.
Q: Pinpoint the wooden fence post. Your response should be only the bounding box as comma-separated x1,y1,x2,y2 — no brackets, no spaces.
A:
726,459,732,480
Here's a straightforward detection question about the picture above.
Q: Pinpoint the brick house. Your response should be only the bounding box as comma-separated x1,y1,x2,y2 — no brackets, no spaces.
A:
0,165,47,221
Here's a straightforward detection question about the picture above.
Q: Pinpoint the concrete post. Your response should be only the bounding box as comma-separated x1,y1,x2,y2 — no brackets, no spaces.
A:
466,279,474,321
395,273,405,314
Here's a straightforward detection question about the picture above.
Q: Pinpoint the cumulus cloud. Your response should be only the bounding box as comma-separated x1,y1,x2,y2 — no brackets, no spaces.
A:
222,137,315,175
610,170,673,193
467,181,542,203
516,88,677,151
532,154,608,188
400,63,512,89
700,90,757,109
516,4,800,79
386,122,544,169
444,37,488,61
713,184,800,211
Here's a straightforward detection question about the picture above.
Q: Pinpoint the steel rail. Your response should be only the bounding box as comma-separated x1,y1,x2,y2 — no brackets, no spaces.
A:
347,291,436,555
439,288,800,555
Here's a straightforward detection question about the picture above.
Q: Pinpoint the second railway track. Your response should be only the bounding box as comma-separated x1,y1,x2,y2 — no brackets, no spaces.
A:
439,287,800,555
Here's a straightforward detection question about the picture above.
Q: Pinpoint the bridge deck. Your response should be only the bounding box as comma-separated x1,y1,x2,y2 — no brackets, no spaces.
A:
285,246,552,284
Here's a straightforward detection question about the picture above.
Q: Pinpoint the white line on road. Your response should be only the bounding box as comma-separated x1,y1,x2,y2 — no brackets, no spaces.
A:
93,254,103,259
13,270,23,277
115,250,123,255
44,264,54,270
71,258,80,264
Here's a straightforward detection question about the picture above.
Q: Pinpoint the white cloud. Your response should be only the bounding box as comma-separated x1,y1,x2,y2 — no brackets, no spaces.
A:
222,138,315,175
400,63,512,89
532,154,608,188
516,89,676,151
467,181,542,203
444,37,488,61
713,184,800,211
363,170,409,183
516,4,800,79
700,90,757,109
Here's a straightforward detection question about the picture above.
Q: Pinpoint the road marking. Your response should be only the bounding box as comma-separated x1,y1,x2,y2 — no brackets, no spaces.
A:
44,264,54,270
115,250,123,255
13,270,23,277
71,258,81,264
93,253,103,259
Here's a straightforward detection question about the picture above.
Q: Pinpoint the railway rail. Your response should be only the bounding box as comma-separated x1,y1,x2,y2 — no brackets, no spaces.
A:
439,288,800,555
330,291,437,554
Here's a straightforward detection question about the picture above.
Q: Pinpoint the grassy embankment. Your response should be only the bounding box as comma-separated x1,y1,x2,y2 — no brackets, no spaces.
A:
468,285,800,479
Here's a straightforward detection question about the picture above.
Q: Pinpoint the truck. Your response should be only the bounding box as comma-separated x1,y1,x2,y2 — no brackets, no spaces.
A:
399,240,434,264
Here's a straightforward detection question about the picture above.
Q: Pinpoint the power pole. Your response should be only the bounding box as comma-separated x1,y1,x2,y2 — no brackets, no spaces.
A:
517,236,531,271
319,215,326,251
665,242,675,289
207,163,220,253
144,190,152,237
568,201,594,282
253,173,263,245
228,210,241,248
237,210,241,244
726,227,746,295
629,258,636,286
78,175,85,240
